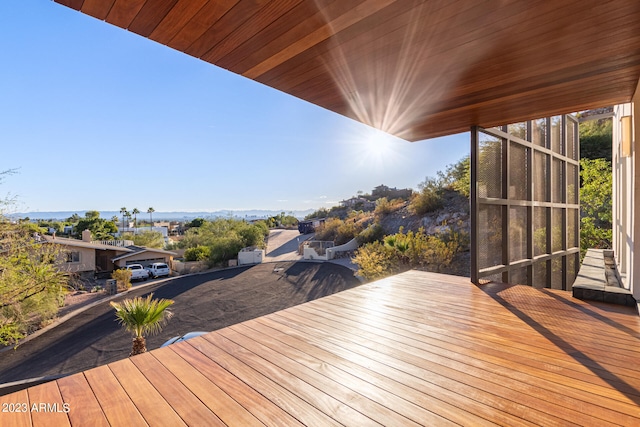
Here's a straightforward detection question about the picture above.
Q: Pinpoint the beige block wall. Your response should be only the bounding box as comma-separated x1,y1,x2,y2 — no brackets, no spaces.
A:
58,247,96,273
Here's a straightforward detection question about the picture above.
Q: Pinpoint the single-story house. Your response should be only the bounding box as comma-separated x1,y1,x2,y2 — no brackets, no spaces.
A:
43,230,176,277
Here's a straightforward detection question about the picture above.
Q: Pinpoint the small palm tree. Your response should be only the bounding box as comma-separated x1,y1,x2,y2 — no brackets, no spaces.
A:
132,208,140,228
110,293,174,356
120,207,127,235
147,207,155,227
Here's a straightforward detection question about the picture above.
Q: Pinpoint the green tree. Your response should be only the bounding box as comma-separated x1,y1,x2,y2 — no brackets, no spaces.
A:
580,118,612,161
0,222,68,346
110,293,174,356
74,211,118,240
187,217,205,228
0,170,69,346
438,155,470,198
121,231,165,248
580,158,612,257
184,245,211,261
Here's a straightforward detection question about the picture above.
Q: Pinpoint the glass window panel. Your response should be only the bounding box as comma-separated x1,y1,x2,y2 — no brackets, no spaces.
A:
478,132,503,198
567,163,578,204
552,208,564,252
533,152,549,202
532,118,547,147
481,273,504,284
533,261,548,289
567,254,577,287
567,208,578,248
509,267,529,286
566,119,576,160
509,206,528,263
478,205,503,269
534,207,548,256
551,257,564,290
552,158,563,203
508,123,527,140
509,143,529,200
551,116,563,154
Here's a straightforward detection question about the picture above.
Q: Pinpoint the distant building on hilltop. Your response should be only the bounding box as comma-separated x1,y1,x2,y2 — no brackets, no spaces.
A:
371,185,413,200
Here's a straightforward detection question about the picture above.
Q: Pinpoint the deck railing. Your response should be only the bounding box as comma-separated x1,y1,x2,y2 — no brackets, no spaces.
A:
93,239,134,247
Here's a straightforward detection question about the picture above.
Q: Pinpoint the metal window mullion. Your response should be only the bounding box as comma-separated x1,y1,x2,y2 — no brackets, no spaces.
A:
502,135,510,284
527,132,534,286
470,126,479,284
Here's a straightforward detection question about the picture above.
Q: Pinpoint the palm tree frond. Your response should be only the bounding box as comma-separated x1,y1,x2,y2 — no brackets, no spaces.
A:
110,293,174,339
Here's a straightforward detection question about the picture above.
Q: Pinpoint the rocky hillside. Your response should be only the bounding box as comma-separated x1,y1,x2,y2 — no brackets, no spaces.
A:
378,189,469,236
377,189,470,277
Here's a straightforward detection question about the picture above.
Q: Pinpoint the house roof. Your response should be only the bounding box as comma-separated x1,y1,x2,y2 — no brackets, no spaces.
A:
43,235,133,252
111,246,177,261
53,0,640,141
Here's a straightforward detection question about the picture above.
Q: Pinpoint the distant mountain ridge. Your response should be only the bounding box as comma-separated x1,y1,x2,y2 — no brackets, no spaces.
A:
9,209,317,221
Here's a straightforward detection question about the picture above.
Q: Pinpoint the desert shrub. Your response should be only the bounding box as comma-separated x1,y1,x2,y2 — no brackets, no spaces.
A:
409,177,443,215
208,235,245,265
305,208,330,220
374,197,404,219
353,228,466,281
357,223,385,245
353,241,399,281
315,216,367,245
184,245,211,262
112,269,132,291
314,218,342,242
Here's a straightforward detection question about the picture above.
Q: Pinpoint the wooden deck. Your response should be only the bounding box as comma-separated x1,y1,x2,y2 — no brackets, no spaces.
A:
2,270,640,426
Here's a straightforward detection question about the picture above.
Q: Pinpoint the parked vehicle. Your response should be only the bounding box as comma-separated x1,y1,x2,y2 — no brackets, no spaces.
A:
125,264,150,281
161,331,208,347
298,218,325,234
146,262,170,278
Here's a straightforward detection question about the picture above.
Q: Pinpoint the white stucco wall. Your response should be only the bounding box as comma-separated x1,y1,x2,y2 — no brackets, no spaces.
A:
613,78,640,299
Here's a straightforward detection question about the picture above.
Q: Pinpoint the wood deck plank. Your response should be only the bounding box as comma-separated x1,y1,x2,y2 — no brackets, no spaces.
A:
107,358,187,427
57,373,109,427
129,352,225,426
252,315,562,427
227,323,462,427
324,289,640,388
183,336,342,427
8,270,640,426
202,331,386,427
0,389,32,427
26,380,70,427
273,303,640,425
83,365,148,426
292,299,640,421
233,319,531,427
150,346,264,426
269,308,592,426
168,341,304,426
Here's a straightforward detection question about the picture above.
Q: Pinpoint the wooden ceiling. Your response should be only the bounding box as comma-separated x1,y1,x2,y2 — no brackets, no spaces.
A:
54,0,640,141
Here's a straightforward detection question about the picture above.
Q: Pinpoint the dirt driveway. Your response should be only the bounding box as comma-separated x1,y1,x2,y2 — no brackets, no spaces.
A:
0,262,359,384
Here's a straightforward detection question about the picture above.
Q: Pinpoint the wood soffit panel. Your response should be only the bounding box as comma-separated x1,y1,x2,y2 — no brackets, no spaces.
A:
54,0,640,141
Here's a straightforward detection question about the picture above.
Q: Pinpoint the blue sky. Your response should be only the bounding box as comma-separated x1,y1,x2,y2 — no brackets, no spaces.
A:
0,1,468,214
